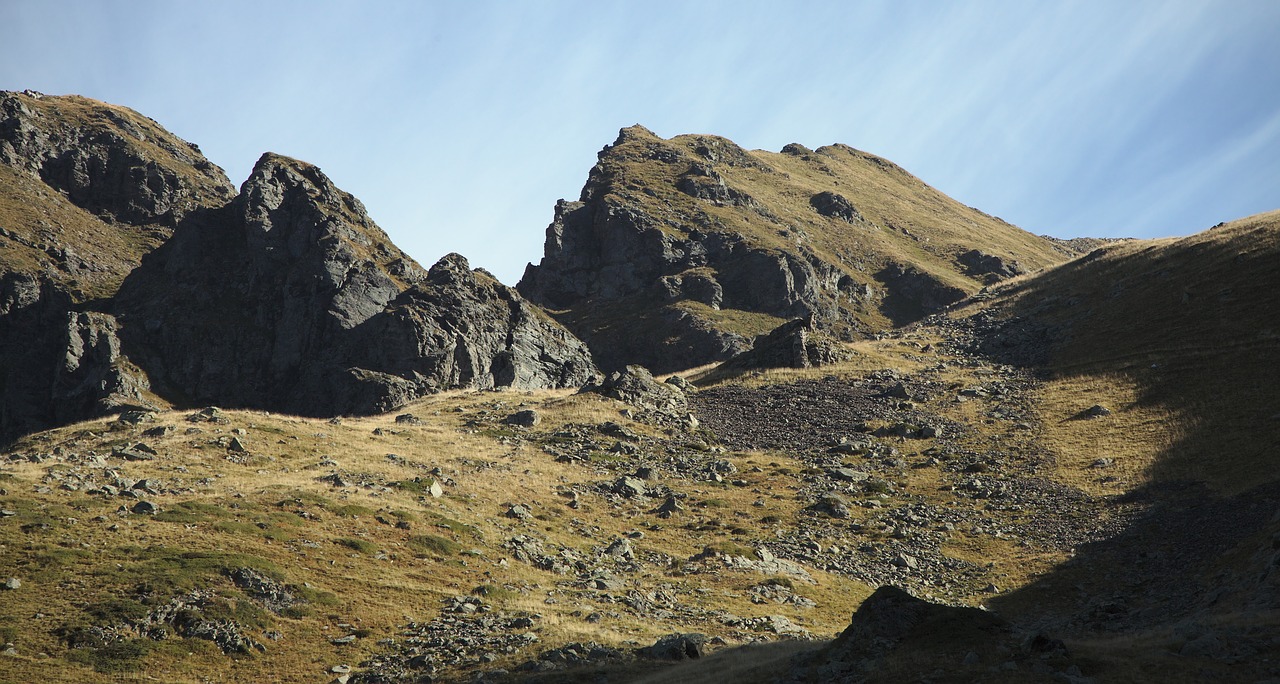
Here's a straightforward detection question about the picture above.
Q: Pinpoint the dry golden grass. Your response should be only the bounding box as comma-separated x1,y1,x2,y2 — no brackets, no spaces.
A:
1033,373,1181,496
0,387,878,682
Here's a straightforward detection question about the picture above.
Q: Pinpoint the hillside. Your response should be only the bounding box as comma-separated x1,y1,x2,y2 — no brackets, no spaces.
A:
0,91,1276,684
2,212,1274,682
519,125,1074,372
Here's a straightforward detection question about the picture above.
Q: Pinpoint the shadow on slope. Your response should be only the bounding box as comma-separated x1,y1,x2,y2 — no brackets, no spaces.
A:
972,211,1280,680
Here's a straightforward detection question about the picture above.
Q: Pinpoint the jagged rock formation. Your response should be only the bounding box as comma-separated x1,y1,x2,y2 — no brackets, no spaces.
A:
0,92,597,440
519,125,1069,373
114,153,598,417
0,90,237,441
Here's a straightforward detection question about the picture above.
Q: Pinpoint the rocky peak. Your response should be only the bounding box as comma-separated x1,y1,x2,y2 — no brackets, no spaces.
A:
0,90,235,227
520,127,1069,373
0,92,238,443
114,153,595,417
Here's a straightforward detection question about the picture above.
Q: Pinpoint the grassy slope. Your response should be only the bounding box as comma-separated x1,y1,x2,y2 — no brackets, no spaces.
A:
0,165,164,302
948,210,1280,681
0,389,873,682
0,318,1132,682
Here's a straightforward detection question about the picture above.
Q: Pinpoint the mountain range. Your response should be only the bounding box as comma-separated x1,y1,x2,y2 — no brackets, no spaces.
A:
0,90,1276,683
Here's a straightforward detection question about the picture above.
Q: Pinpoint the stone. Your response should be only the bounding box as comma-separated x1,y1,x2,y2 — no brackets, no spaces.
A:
116,410,155,425
958,249,1025,282
1084,404,1112,418
582,365,687,415
394,413,421,425
1,577,19,590
613,476,648,498
828,467,869,483
892,554,920,570
506,504,533,520
228,437,247,452
506,409,541,427
130,501,159,515
810,191,863,223
652,496,683,518
641,633,708,660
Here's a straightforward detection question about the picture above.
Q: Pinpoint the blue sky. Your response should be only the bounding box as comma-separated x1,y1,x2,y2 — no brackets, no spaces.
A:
3,1,1278,284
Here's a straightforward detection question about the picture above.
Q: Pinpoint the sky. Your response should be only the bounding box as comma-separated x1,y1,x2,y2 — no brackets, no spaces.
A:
3,0,1278,284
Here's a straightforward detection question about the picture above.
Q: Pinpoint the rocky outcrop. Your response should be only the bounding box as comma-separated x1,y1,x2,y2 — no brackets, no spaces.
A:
0,90,235,227
115,153,596,416
0,91,235,443
519,126,1067,373
581,365,687,416
957,249,1026,283
713,316,848,373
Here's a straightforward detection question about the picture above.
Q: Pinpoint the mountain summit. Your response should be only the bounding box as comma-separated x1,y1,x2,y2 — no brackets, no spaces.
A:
519,125,1071,372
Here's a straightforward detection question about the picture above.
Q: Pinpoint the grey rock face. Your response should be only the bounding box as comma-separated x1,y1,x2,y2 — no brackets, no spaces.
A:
116,153,597,417
875,262,968,326
0,275,151,442
53,311,150,423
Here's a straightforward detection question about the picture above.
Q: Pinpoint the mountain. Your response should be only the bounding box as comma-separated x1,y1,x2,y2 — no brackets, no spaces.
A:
0,91,596,441
1,92,1276,684
0,90,237,440
518,125,1074,372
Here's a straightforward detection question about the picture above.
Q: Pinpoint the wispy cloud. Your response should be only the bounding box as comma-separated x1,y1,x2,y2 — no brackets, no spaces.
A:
2,0,1277,281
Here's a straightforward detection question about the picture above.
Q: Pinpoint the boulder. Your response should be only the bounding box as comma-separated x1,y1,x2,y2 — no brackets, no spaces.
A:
506,410,541,427
641,633,708,660
715,316,848,372
582,365,687,415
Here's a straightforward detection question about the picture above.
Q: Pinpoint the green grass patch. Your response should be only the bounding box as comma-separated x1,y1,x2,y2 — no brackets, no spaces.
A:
393,478,440,496
99,547,284,596
335,538,378,555
470,584,516,601
406,534,461,558
329,503,376,518
85,598,150,624
153,500,230,523
422,512,482,541
65,639,152,673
